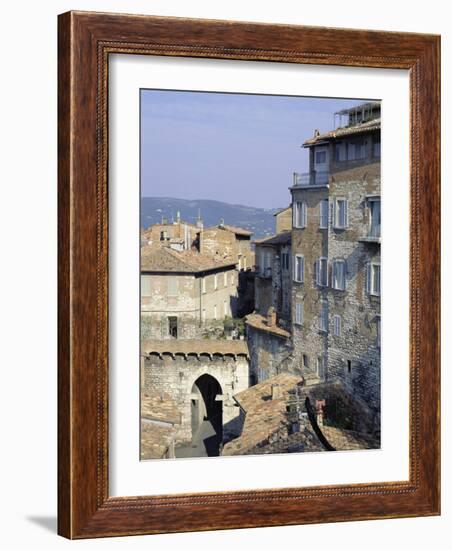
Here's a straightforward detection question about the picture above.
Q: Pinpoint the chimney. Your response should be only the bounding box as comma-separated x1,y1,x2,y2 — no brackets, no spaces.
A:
271,384,282,400
315,399,326,426
267,306,277,327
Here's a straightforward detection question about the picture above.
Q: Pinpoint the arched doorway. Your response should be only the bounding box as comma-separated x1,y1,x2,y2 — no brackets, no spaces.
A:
190,374,223,456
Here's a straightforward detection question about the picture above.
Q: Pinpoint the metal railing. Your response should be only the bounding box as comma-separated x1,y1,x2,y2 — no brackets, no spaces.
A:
293,171,329,187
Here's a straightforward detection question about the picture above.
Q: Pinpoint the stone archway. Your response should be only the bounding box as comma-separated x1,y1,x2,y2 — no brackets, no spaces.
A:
190,374,223,456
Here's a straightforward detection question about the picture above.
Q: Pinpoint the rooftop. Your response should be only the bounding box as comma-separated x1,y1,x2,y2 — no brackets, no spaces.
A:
142,339,249,358
246,313,291,339
222,373,304,455
208,223,253,237
141,421,177,460
141,245,236,274
141,390,181,425
254,231,291,247
303,116,381,147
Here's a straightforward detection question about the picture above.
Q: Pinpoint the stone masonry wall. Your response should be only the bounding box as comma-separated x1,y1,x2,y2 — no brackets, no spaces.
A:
142,354,250,443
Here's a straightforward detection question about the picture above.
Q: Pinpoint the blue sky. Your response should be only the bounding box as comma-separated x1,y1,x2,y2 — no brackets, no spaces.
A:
141,90,371,209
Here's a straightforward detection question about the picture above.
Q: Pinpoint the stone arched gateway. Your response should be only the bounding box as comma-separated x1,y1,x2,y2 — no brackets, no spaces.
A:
141,340,250,450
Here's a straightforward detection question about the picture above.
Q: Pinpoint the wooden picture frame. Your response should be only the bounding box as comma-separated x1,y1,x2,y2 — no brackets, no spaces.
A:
58,11,440,539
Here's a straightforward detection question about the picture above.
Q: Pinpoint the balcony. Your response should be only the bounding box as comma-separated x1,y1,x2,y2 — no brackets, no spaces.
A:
292,171,329,187
359,225,381,244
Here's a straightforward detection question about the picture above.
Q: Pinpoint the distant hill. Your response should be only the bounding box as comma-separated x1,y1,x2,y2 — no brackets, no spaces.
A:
141,197,284,239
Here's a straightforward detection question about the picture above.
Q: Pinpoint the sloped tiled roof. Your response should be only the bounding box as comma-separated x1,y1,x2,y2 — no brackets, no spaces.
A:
245,313,291,339
220,224,253,237
254,231,291,247
141,245,236,273
303,117,380,147
140,421,177,460
141,390,181,425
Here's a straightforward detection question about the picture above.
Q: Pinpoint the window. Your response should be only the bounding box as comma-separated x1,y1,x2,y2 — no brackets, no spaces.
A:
167,278,178,296
293,201,307,228
376,316,381,348
319,199,329,228
224,272,228,287
168,316,178,339
260,250,272,277
373,140,381,158
366,263,381,296
302,354,309,370
332,260,346,290
295,302,303,325
201,277,206,294
315,257,328,287
333,314,342,336
369,198,381,238
347,141,366,161
333,198,348,229
315,150,327,164
317,356,325,377
319,301,328,332
293,254,304,283
347,360,352,374
335,142,347,162
281,252,290,270
214,274,218,290
141,275,152,296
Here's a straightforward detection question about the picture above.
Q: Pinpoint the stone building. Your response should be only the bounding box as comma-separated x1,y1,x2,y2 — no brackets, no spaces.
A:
274,206,293,234
291,101,381,413
141,245,238,340
142,211,201,251
141,339,250,449
246,101,381,421
201,221,254,271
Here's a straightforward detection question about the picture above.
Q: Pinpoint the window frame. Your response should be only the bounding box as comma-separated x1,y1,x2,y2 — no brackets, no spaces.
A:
332,259,346,291
333,314,342,336
293,200,307,229
293,254,305,283
366,262,381,297
333,197,348,229
319,199,329,229
315,257,329,287
295,301,303,326
319,300,328,332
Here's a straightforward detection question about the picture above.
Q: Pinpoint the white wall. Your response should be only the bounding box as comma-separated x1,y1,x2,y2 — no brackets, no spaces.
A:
0,0,449,548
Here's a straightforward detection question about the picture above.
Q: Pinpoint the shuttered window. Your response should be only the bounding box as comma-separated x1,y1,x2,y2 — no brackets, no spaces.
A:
333,314,342,336
295,302,303,325
315,257,328,287
319,301,328,332
333,198,348,229
167,278,178,296
319,199,329,228
293,254,304,283
293,201,307,228
332,260,346,290
141,275,152,296
366,263,381,296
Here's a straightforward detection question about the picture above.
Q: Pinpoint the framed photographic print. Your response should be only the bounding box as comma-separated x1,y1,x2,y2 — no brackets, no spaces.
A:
58,11,440,538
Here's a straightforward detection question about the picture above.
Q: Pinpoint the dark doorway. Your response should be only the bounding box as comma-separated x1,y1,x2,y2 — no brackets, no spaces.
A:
190,374,223,456
168,316,178,339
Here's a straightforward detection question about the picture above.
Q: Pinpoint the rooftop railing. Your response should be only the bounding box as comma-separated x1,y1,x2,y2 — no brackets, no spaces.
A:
293,171,329,187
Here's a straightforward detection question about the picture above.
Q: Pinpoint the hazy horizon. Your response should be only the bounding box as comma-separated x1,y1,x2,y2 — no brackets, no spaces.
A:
141,90,374,209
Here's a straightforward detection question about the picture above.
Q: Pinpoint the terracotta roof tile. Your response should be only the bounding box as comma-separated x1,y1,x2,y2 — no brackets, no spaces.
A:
141,245,236,273
303,117,381,146
254,231,291,246
246,313,291,339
